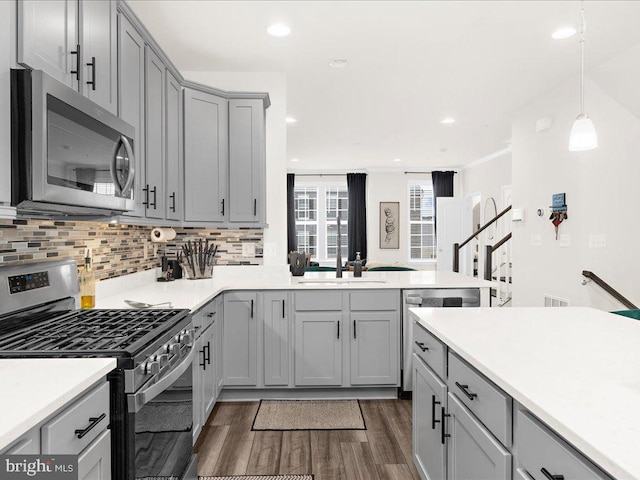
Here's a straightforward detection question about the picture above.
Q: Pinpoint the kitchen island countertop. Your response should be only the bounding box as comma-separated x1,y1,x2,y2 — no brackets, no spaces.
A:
410,306,640,480
0,358,116,451
95,268,493,312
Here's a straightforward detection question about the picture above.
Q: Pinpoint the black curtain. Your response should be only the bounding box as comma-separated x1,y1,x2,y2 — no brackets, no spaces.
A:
347,173,367,261
431,170,455,216
287,174,297,254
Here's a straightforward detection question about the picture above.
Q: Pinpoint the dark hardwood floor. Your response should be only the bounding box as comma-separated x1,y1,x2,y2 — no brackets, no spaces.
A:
195,399,421,480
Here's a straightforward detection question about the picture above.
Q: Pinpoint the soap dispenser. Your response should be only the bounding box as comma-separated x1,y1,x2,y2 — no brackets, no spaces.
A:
354,252,363,277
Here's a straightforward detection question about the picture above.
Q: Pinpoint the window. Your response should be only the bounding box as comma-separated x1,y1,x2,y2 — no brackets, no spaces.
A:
408,181,436,260
294,182,348,261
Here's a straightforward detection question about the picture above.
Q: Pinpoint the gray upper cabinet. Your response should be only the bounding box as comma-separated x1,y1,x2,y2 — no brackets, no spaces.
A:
117,13,145,217
228,98,266,223
350,311,399,385
18,0,78,87
294,312,343,386
184,89,228,222
144,46,165,219
223,292,257,386
263,292,290,386
0,0,11,205
79,0,117,114
18,0,117,113
165,71,183,221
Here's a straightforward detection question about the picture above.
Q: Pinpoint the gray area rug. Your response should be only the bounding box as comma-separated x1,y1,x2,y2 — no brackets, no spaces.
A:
200,476,313,480
252,400,365,431
135,400,192,433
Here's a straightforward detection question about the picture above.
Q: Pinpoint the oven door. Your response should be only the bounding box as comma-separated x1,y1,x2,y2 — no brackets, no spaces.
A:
128,346,195,479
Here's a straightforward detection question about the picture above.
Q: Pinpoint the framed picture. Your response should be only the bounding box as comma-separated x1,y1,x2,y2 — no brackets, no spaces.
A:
380,202,400,249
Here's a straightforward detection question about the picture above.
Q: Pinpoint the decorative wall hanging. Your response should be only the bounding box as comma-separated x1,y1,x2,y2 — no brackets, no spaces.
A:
549,193,568,240
380,202,399,249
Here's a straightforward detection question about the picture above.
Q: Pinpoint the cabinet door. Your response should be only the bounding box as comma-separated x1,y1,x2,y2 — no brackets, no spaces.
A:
183,88,228,222
264,292,289,386
80,0,117,114
446,392,511,480
413,355,447,480
228,98,266,223
18,0,77,88
294,312,342,386
192,331,203,445
350,312,399,385
77,430,111,480
223,292,257,386
0,0,10,204
215,297,225,395
144,46,165,219
165,70,183,220
200,325,216,420
117,13,145,217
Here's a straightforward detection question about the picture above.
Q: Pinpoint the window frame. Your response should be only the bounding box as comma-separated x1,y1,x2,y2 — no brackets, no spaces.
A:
407,179,437,263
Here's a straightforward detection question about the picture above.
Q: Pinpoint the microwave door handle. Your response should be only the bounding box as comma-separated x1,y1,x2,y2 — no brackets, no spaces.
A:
119,135,136,197
127,346,195,414
110,136,124,195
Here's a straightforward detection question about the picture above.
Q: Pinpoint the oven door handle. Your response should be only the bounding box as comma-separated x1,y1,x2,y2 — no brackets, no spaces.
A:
109,135,136,198
127,346,194,413
119,135,135,197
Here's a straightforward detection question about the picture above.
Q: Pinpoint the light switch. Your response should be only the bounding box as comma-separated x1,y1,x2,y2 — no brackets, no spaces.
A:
588,234,606,248
559,234,571,247
530,234,542,246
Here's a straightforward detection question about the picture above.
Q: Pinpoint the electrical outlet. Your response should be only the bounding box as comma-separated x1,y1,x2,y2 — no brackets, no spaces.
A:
559,234,571,248
242,243,256,257
143,241,149,260
530,234,542,246
588,234,606,248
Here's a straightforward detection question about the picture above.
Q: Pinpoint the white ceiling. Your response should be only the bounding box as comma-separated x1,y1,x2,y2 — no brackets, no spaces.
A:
127,0,640,171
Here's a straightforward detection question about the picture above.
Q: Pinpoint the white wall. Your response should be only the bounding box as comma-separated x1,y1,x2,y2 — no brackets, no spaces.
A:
511,76,640,309
0,0,12,205
460,153,512,211
181,71,287,266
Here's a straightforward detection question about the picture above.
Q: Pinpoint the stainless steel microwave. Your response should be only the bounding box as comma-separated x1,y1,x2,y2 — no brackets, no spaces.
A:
11,69,136,216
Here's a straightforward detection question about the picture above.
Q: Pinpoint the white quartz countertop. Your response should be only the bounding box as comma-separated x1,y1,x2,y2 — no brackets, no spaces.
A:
96,268,492,312
410,306,640,480
0,358,116,450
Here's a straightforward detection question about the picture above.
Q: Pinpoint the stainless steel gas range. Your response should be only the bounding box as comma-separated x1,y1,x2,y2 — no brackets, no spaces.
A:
0,259,196,480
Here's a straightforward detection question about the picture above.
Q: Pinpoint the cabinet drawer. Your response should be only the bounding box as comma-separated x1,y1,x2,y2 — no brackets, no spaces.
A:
350,290,398,311
515,409,611,480
294,291,342,311
42,383,110,454
447,352,511,447
2,428,40,454
413,323,446,380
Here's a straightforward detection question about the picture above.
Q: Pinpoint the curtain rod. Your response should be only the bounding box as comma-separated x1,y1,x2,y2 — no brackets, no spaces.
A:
293,173,348,177
404,171,457,174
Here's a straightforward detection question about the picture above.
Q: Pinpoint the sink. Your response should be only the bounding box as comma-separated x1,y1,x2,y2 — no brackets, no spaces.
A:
294,278,388,285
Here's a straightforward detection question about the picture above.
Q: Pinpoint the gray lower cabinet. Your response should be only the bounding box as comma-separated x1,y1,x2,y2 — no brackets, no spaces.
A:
228,98,266,223
77,430,111,480
200,324,216,419
214,297,225,396
223,292,258,386
117,12,145,217
350,311,399,385
183,88,228,222
413,354,447,480
165,70,183,221
294,312,342,386
144,46,165,219
263,292,290,386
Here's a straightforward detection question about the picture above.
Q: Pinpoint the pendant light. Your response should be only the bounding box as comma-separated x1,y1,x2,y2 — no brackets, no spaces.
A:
569,2,598,151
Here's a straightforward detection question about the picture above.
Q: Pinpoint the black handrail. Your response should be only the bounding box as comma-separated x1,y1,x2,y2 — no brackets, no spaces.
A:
453,205,512,272
483,233,513,283
582,271,637,310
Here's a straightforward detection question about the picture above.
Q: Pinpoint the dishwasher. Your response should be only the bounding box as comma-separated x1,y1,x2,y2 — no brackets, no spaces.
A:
402,288,481,393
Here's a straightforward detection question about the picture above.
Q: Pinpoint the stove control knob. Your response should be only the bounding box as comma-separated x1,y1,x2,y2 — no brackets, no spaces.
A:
144,361,161,375
154,354,169,367
179,330,193,345
166,343,180,355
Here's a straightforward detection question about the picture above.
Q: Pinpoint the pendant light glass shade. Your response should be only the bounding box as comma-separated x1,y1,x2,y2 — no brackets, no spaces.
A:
569,113,598,151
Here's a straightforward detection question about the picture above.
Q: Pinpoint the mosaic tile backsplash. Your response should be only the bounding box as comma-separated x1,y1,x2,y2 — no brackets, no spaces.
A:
0,219,263,281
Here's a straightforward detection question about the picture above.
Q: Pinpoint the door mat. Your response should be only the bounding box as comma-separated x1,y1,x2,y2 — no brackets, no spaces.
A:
135,400,192,433
200,476,313,480
252,399,365,431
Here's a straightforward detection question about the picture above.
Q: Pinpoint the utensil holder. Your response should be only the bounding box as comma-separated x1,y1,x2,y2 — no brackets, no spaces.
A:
181,260,213,279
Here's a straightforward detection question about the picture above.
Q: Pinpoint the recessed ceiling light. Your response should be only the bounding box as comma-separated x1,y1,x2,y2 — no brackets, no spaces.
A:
392,158,402,163
552,27,577,39
267,24,290,37
290,158,299,162
329,58,349,68
440,117,456,124
286,117,297,123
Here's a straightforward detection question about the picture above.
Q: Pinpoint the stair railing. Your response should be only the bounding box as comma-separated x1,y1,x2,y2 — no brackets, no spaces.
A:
483,232,512,306
581,270,637,309
453,205,512,273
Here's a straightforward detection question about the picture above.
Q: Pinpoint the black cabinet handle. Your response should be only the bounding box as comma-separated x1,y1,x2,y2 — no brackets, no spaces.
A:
199,346,207,369
170,192,176,212
254,199,257,216
221,199,225,216
337,321,340,339
415,341,429,352
353,320,357,339
282,299,285,318
455,382,478,401
70,44,81,81
86,56,96,90
74,413,106,439
431,395,441,430
250,299,254,318
206,341,211,365
440,407,450,445
206,312,215,318
150,186,157,209
540,468,564,480
142,185,149,207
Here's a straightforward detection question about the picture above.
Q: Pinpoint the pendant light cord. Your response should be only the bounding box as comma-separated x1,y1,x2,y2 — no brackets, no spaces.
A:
579,3,586,115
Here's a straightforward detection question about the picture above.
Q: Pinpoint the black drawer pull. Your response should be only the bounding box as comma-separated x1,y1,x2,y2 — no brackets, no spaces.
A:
205,341,211,365
250,299,254,318
353,320,357,339
455,382,478,400
200,347,207,370
70,44,81,81
440,406,450,445
540,468,564,480
170,192,176,212
415,341,428,352
221,199,225,216
282,299,286,318
254,199,257,216
142,185,149,207
337,321,340,339
431,395,441,430
86,56,96,90
150,186,157,209
74,413,106,439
